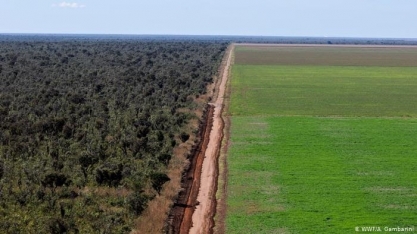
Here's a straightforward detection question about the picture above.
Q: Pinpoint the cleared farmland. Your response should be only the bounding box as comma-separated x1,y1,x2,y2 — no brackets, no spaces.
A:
226,45,417,233
231,65,417,117
235,45,417,67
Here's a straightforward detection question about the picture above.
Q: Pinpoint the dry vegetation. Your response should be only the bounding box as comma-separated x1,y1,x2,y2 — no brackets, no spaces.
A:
132,78,218,234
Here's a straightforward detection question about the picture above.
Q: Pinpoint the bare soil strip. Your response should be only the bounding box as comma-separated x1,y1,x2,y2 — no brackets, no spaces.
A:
237,43,417,48
213,73,232,234
168,105,214,234
168,45,233,234
189,45,233,234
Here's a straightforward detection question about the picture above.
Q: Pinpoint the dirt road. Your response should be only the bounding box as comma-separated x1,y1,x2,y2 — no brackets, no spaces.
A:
169,45,233,234
188,44,233,234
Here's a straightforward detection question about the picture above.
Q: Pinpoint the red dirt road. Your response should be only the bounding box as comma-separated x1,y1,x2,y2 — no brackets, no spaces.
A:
189,45,233,234
168,45,233,234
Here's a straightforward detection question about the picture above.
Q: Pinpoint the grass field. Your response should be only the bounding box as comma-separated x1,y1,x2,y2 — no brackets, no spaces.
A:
231,65,417,117
226,45,417,233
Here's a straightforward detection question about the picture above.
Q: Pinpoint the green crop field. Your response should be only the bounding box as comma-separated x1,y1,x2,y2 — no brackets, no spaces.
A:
226,45,417,234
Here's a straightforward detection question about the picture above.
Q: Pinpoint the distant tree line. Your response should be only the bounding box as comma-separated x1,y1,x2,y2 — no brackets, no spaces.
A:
2,34,416,45
0,37,227,233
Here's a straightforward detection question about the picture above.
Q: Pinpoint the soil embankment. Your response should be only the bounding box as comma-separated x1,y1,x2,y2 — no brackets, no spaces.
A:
169,45,233,234
169,104,215,234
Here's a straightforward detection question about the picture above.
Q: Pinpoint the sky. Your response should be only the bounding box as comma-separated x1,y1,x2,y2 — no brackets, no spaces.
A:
0,0,416,38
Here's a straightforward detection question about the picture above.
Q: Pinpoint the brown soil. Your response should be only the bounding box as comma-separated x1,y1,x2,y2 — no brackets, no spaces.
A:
168,45,234,234
237,43,417,48
189,45,233,234
235,43,417,67
168,104,215,234
213,46,234,234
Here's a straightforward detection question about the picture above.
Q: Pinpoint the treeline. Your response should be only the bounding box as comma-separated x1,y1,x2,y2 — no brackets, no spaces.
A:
230,36,417,45
4,34,417,45
0,38,227,233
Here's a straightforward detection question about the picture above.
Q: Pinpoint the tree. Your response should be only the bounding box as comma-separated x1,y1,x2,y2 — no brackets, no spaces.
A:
127,191,151,216
150,173,170,195
0,160,4,180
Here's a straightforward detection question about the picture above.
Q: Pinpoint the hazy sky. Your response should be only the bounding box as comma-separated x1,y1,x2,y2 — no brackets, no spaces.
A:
1,0,416,38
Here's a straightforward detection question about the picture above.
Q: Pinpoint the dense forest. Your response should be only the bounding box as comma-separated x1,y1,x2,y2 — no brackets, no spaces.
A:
0,37,227,233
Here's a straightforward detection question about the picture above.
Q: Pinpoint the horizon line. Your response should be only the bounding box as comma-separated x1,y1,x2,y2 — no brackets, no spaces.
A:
1,32,417,41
